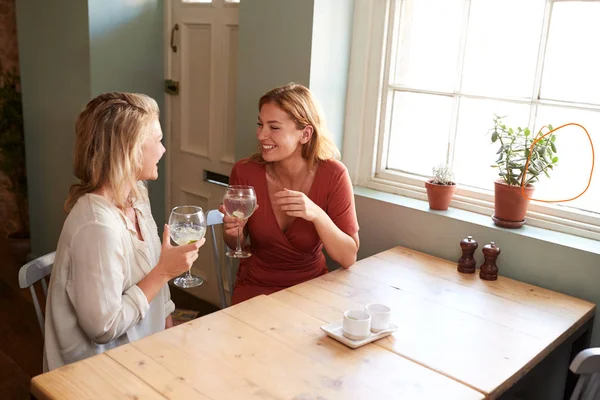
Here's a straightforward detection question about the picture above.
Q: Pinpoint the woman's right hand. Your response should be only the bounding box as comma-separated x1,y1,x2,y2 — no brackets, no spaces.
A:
156,224,205,280
219,204,258,237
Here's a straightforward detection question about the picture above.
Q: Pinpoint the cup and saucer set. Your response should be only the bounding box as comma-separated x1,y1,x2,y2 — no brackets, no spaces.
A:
320,303,398,349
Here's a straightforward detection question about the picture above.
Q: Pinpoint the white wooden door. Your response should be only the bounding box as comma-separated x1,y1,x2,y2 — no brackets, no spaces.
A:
165,0,239,306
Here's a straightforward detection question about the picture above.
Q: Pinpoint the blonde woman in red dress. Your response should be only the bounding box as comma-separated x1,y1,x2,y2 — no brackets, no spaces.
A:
220,83,360,304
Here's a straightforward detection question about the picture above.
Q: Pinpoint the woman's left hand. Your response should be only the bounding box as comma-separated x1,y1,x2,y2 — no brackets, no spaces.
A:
275,189,323,222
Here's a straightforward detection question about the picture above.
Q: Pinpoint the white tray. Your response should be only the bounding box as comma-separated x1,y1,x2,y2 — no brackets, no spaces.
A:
320,321,398,349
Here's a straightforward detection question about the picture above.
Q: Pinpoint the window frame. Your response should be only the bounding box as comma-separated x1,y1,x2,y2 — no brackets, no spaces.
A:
343,0,600,241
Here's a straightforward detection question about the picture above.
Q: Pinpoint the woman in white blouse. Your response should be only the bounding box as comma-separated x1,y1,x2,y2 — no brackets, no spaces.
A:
43,92,204,371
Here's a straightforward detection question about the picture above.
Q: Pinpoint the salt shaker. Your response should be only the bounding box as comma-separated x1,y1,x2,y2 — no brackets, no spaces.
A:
479,241,501,281
457,236,478,274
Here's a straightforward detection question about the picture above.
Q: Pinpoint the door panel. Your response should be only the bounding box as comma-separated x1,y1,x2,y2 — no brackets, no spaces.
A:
166,0,239,306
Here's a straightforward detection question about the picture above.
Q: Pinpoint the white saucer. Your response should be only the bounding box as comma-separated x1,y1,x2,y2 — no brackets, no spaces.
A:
320,321,398,349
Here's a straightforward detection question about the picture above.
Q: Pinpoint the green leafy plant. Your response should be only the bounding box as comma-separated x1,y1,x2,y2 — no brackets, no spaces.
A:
0,67,29,237
490,114,558,186
431,164,455,185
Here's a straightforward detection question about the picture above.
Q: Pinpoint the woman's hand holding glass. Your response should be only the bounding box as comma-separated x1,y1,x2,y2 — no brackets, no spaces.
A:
219,205,246,235
222,185,257,258
161,205,207,288
218,203,259,238
156,224,204,281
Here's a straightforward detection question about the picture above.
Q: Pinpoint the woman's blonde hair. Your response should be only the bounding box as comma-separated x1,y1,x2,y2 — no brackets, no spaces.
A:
64,92,159,213
248,83,340,166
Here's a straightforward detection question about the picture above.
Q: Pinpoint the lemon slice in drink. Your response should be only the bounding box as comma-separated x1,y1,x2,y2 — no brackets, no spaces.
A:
188,240,198,244
232,211,245,219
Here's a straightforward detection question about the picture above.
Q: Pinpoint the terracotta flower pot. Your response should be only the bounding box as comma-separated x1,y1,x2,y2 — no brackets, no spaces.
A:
425,180,457,210
493,180,535,228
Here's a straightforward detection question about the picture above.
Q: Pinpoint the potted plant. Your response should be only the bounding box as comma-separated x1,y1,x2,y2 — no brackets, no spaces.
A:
425,164,457,211
490,114,558,228
0,67,29,239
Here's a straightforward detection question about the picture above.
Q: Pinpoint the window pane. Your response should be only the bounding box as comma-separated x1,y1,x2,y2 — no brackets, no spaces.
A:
453,98,530,190
533,106,599,214
540,2,600,105
461,0,545,98
183,0,211,3
386,91,453,176
393,0,463,92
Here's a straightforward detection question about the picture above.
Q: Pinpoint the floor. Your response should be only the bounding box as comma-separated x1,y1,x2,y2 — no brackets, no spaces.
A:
0,237,40,400
0,236,218,400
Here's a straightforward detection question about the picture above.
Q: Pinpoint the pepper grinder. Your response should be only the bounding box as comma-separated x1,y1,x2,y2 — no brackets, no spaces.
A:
479,241,501,281
457,236,478,274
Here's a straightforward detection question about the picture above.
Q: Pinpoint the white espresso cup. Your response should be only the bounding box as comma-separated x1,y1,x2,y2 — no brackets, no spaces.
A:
365,303,391,333
342,309,371,340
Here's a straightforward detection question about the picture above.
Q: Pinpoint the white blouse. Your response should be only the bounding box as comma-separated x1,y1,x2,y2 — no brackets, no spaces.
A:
43,184,174,371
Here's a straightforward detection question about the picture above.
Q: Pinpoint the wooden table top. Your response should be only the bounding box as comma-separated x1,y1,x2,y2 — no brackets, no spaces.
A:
32,294,483,399
31,245,594,399
271,246,596,398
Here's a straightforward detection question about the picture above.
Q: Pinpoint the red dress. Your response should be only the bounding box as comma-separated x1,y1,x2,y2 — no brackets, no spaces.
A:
229,159,359,304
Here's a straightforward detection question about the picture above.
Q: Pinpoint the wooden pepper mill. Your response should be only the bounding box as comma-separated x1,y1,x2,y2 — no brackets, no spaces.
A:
479,241,501,281
457,236,478,274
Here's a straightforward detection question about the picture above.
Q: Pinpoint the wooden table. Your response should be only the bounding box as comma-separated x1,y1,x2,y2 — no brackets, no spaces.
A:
32,294,483,399
272,246,596,399
31,246,594,399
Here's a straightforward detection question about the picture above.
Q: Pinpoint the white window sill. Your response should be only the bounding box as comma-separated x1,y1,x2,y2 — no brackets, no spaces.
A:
354,186,600,257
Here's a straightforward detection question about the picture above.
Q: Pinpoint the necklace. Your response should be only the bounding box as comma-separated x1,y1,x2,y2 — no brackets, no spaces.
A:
267,164,314,193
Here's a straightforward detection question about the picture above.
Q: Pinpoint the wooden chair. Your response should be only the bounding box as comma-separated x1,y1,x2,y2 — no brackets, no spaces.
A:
569,348,600,399
206,209,234,309
18,252,55,338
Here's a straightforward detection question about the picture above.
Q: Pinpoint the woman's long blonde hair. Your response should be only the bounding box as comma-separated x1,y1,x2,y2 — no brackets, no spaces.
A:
64,92,159,213
248,83,340,166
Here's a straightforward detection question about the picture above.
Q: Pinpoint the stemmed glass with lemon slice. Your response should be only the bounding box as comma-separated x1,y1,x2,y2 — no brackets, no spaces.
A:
168,205,206,288
223,185,257,258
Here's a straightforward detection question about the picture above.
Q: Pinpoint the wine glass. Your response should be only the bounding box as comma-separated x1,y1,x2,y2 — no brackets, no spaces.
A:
223,185,257,258
168,205,206,288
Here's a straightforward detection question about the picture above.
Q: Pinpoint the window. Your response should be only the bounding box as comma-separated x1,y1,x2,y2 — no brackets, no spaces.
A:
345,0,600,240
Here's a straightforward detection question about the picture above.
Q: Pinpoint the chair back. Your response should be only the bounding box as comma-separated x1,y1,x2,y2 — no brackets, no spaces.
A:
18,252,55,337
570,348,600,399
206,209,234,308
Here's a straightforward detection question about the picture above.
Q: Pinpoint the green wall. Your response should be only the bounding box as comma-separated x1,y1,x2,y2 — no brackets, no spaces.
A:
16,0,91,256
88,0,166,228
235,0,314,161
235,0,354,160
16,0,166,257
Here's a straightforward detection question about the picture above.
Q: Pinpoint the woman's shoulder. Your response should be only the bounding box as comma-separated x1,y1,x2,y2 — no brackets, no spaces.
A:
232,158,265,178
318,159,349,179
68,194,123,231
234,157,264,169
